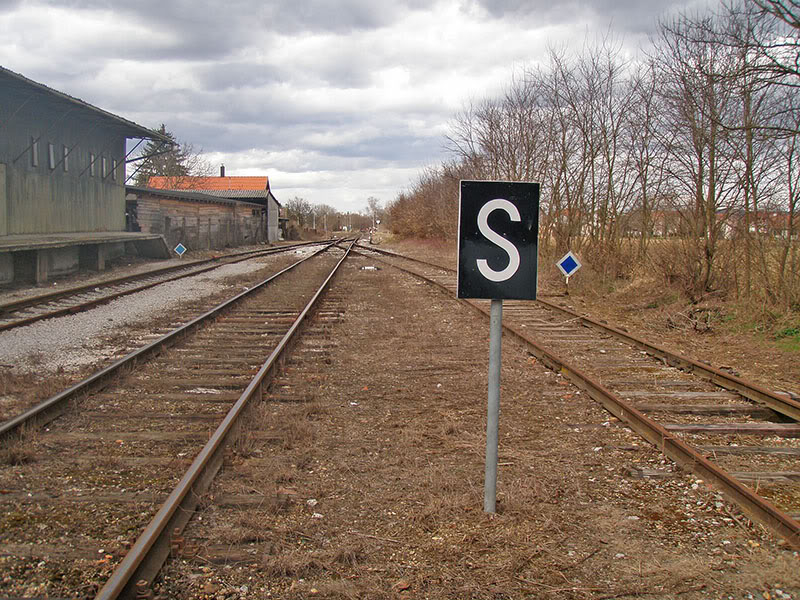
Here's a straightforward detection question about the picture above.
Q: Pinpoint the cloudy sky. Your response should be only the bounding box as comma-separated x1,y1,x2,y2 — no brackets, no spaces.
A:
1,0,715,213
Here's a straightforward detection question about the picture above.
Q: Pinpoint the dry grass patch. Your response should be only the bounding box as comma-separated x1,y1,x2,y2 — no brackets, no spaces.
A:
260,541,368,583
285,579,364,600
279,418,314,450
0,439,37,466
216,510,276,545
260,552,330,578
301,400,330,418
0,369,75,420
232,428,263,459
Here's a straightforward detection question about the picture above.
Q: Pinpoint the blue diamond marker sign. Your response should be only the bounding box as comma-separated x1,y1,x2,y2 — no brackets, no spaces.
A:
556,250,581,279
174,243,187,257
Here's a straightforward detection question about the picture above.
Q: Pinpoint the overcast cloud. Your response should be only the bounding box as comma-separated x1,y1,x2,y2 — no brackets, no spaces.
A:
1,0,716,213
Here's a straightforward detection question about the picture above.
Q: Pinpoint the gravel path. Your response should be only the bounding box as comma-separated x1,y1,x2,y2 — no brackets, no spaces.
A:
0,259,289,373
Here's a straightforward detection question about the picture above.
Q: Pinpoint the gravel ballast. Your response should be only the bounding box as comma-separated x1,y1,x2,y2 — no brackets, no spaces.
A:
0,252,316,373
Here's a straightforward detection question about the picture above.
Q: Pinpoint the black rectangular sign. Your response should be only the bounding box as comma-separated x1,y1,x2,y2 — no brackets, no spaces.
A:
457,180,539,300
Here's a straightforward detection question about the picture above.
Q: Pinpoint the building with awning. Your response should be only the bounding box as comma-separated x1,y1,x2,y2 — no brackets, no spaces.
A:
147,170,282,243
0,65,172,284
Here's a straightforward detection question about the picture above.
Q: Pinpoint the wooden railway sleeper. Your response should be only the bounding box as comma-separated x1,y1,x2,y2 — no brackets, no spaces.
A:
0,242,341,443
94,239,357,599
357,244,800,552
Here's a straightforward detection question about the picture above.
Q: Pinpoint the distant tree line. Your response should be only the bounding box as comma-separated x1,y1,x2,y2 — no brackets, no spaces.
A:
129,127,386,239
283,196,383,238
388,0,800,309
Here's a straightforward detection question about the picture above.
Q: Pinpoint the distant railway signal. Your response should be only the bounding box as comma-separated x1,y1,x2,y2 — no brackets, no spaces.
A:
557,250,581,279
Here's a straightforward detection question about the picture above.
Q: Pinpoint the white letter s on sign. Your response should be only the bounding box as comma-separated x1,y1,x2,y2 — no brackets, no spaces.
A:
476,198,520,282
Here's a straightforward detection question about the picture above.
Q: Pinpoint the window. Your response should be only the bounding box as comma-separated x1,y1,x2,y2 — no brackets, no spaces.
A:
48,143,56,170
89,153,95,176
111,158,117,181
31,137,39,167
102,156,107,178
63,146,69,172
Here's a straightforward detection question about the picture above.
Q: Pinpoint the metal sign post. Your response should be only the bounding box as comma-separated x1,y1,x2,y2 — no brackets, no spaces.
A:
457,180,539,514
556,250,581,295
484,298,503,513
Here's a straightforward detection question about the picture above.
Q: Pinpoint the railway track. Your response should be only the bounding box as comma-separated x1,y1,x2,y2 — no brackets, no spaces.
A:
153,284,351,598
0,240,327,333
1,240,797,597
0,240,354,599
352,243,800,551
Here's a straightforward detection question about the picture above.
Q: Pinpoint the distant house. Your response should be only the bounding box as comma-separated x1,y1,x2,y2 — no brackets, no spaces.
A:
146,169,282,243
125,185,268,250
0,65,172,284
722,210,796,239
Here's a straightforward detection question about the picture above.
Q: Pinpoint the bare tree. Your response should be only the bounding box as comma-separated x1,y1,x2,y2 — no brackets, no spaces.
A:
626,60,670,257
649,3,797,305
747,0,800,83
650,11,745,299
783,120,800,306
539,52,590,255
285,196,313,228
130,124,211,187
312,203,337,232
387,162,465,239
692,1,800,135
365,196,382,229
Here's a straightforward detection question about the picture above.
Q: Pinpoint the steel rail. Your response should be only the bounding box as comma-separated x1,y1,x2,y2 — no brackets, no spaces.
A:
353,243,800,420
0,240,328,331
96,238,357,599
0,241,342,442
536,297,800,421
498,323,800,552
353,243,800,551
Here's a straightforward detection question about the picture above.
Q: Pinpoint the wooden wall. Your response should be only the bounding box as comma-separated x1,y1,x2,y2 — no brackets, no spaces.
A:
128,193,266,250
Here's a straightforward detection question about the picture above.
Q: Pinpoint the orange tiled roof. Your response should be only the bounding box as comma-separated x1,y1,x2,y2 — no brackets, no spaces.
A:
148,176,269,191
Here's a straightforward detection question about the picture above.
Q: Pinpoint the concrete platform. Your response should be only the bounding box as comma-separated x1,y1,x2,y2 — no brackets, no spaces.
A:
0,231,167,252
0,232,170,285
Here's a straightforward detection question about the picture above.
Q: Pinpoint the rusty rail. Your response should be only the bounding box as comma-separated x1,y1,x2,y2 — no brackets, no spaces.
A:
0,241,342,442
354,243,800,420
95,238,356,599
538,298,800,421
354,243,800,551
0,240,329,332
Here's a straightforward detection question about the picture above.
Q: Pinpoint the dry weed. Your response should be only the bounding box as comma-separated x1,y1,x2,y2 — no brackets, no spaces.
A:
286,579,364,600
329,543,366,568
260,552,328,578
441,419,460,436
301,401,329,418
232,429,262,458
217,511,274,545
0,440,36,466
280,417,314,450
